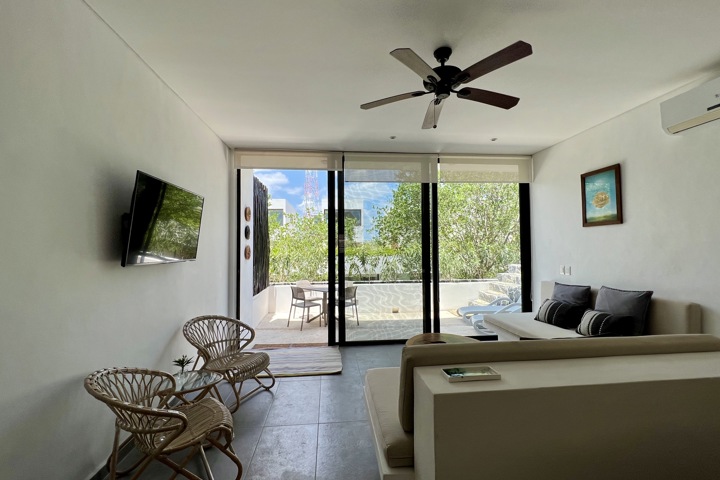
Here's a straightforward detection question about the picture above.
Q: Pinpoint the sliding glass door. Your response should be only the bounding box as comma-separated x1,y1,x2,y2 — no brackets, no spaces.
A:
435,156,531,338
338,154,436,343
235,150,531,346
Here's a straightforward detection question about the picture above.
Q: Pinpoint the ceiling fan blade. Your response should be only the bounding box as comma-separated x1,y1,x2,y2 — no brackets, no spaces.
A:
457,87,520,109
422,98,445,129
453,40,532,85
360,91,428,110
390,48,440,83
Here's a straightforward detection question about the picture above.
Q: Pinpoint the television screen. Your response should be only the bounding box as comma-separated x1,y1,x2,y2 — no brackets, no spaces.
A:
121,171,204,267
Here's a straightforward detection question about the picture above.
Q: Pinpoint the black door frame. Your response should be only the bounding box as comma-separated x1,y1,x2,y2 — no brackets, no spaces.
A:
236,167,532,346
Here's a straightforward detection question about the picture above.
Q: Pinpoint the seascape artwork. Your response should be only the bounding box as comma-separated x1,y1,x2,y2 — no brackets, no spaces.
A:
584,169,618,223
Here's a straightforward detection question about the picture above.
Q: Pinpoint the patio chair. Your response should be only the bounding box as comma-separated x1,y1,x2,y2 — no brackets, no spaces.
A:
84,367,242,480
338,285,359,325
288,286,322,330
457,295,522,324
183,315,275,413
472,301,523,332
296,279,322,302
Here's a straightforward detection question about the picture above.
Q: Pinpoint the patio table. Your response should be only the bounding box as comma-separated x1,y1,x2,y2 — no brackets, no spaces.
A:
301,285,331,324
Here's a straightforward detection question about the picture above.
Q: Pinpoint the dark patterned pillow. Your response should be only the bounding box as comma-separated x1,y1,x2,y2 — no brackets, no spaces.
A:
576,310,634,336
551,282,592,308
594,286,653,336
535,299,587,329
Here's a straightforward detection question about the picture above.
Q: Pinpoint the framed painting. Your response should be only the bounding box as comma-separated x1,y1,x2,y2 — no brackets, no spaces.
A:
581,163,623,227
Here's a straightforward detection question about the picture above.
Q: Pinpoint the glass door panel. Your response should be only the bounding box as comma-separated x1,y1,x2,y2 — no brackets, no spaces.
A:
436,182,522,338
340,154,435,342
252,168,331,345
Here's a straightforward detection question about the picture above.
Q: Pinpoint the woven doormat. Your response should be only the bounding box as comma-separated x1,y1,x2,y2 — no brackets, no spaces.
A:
251,346,342,377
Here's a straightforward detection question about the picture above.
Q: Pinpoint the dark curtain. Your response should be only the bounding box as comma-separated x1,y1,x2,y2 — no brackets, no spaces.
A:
253,177,269,295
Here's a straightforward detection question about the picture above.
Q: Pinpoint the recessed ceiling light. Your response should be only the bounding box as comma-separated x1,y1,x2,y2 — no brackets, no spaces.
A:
491,137,498,142
389,136,397,140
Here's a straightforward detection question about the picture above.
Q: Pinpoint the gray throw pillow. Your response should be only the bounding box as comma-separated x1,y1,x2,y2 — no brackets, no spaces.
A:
551,282,592,308
594,286,653,335
576,310,634,336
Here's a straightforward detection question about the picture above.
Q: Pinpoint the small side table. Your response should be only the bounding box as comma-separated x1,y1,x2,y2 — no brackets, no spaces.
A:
169,370,223,404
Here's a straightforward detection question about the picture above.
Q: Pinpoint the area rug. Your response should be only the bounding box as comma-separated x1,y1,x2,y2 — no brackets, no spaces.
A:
252,343,328,349
251,346,342,377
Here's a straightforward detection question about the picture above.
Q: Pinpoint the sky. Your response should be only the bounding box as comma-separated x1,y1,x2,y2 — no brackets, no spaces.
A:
254,169,397,241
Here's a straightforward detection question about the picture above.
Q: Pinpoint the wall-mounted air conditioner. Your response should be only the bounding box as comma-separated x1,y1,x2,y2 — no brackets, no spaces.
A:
660,76,720,134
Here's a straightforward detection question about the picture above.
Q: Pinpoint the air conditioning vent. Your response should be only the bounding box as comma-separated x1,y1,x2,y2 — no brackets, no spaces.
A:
660,76,720,134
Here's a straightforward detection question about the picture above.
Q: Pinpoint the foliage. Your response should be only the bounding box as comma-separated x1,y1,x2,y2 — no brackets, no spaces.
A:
267,182,520,283
437,183,520,280
172,355,193,374
269,212,328,282
372,183,520,280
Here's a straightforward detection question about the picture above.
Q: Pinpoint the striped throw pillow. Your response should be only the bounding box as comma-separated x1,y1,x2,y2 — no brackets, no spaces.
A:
576,310,633,336
534,299,587,329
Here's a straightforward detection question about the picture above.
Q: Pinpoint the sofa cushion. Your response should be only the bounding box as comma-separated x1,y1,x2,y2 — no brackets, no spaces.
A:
552,282,592,308
595,286,653,335
535,299,587,329
365,367,414,467
577,310,634,336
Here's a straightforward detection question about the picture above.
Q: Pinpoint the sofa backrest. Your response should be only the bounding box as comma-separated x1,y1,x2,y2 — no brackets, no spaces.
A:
398,334,720,432
539,281,702,334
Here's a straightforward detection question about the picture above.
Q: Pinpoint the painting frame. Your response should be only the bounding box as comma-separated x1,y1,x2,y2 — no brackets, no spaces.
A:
581,163,623,227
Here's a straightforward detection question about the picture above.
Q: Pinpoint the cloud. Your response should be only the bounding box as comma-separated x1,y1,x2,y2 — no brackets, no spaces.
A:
254,171,289,196
344,182,395,204
286,186,303,196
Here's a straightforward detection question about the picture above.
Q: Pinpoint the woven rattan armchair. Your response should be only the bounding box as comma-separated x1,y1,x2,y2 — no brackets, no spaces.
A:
84,367,242,480
183,315,275,413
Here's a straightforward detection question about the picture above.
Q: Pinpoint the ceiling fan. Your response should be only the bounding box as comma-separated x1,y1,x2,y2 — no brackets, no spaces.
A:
360,40,532,129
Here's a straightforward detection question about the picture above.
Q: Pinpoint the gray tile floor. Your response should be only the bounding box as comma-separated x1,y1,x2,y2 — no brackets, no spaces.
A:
104,344,404,480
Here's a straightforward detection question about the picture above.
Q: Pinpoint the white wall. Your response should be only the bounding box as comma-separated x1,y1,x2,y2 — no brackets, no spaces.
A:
531,78,720,335
0,2,231,479
239,169,259,326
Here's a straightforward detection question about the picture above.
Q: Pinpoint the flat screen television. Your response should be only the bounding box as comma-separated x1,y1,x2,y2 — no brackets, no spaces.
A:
121,171,204,267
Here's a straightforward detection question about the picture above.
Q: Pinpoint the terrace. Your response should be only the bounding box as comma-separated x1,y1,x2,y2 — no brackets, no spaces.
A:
251,275,522,345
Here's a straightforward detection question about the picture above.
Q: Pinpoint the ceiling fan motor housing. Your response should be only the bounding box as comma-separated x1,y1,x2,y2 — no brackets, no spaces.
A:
423,65,462,99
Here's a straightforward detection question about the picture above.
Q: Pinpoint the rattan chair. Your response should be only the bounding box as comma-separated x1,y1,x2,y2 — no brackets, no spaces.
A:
84,367,242,480
183,315,275,413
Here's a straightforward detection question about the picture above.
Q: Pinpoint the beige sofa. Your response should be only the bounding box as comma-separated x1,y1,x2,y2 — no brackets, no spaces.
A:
484,281,702,340
365,325,719,479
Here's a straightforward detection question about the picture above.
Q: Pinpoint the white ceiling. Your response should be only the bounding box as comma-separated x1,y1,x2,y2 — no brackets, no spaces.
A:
86,0,720,155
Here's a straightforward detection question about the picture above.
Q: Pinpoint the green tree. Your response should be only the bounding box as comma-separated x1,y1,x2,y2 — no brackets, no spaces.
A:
269,212,327,282
437,183,520,280
372,183,520,280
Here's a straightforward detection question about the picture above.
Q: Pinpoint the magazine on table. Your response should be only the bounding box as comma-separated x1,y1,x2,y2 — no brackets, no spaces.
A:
442,365,501,382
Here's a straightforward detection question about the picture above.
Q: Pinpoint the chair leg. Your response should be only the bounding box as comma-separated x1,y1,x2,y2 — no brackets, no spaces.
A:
198,446,214,480
152,448,204,480
206,430,243,480
287,304,294,327
354,304,359,325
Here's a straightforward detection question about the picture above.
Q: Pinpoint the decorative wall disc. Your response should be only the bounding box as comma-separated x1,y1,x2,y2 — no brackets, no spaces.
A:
244,245,251,259
244,225,251,239
244,206,251,221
